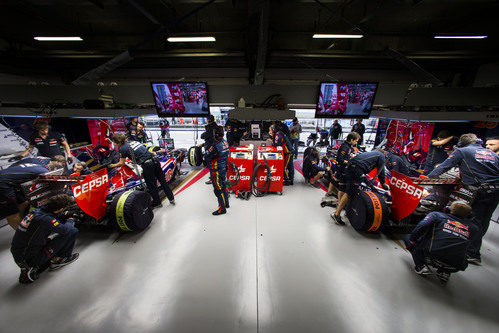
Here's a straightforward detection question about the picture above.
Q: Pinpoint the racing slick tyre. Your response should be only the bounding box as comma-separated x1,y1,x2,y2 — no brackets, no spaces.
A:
188,146,203,166
108,190,154,232
346,190,388,233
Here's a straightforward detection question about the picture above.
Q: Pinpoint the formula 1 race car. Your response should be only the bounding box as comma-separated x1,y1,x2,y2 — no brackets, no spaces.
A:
21,147,185,232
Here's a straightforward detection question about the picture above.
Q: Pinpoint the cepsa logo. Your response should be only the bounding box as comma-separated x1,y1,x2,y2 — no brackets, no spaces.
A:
390,176,423,198
73,174,109,198
229,165,251,181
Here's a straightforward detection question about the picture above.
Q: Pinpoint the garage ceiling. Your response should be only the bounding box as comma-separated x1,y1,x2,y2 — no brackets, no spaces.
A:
0,0,498,85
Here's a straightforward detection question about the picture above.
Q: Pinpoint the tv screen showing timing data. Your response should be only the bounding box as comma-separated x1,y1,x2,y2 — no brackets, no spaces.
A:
316,82,378,118
151,82,210,117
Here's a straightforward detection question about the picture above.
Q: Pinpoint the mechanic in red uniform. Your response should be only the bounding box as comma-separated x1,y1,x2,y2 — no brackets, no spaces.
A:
11,194,79,284
270,122,294,185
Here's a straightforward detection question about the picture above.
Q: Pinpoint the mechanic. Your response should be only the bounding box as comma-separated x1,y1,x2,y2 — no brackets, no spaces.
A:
351,119,366,146
132,121,149,144
160,118,170,139
386,151,411,176
204,125,230,215
200,114,218,185
423,130,454,175
485,136,499,154
404,201,477,281
16,121,72,164
109,134,175,208
10,194,79,284
67,162,92,176
0,157,65,230
289,117,302,159
331,149,389,226
125,117,138,138
333,132,360,203
329,119,343,146
303,147,328,187
427,133,499,265
270,122,294,185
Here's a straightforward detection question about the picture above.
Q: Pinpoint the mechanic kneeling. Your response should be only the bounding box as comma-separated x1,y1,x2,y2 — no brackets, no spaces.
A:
303,147,328,187
10,194,79,284
404,201,478,282
110,133,175,208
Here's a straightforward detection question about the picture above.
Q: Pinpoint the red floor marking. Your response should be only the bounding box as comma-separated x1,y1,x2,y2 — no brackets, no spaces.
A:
293,159,328,192
174,168,210,196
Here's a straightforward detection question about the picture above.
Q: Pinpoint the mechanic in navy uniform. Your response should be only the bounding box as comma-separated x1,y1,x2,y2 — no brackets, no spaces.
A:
427,133,499,265
423,130,454,175
331,149,389,226
110,133,175,208
351,119,366,145
204,126,230,215
329,119,343,146
125,117,138,139
0,156,65,230
17,121,72,163
386,151,411,176
11,194,79,284
303,148,329,187
333,132,360,202
200,114,218,185
404,201,477,282
131,121,149,144
485,136,499,154
270,122,294,185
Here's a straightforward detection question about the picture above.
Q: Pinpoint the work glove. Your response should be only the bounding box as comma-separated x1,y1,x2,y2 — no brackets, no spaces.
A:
67,157,73,164
8,155,22,162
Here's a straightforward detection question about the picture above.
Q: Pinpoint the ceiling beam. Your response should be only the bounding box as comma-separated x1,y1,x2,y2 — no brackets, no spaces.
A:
253,0,270,85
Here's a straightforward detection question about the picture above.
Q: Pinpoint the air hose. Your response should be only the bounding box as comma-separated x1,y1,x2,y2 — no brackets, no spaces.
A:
226,161,240,189
251,154,271,197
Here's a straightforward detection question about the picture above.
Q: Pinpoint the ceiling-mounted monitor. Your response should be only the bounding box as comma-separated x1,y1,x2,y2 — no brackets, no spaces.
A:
151,82,210,117
315,82,378,118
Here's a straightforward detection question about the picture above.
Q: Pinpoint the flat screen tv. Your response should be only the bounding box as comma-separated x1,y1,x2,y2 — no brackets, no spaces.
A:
315,82,378,118
151,82,210,117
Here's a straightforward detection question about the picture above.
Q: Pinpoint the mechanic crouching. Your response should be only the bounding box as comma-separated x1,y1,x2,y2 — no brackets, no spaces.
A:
109,133,175,208
10,194,79,284
205,126,230,215
0,156,66,229
427,133,499,265
303,147,328,187
404,201,478,282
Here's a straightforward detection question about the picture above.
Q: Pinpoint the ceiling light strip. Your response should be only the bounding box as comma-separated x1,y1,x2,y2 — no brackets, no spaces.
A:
167,37,216,42
313,34,363,39
34,37,83,41
434,35,487,39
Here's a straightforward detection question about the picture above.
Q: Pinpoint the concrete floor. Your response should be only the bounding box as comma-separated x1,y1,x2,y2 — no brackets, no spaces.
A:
0,169,498,333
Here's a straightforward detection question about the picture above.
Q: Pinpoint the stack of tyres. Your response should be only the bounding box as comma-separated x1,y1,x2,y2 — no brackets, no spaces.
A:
108,190,154,232
188,146,203,166
346,190,388,232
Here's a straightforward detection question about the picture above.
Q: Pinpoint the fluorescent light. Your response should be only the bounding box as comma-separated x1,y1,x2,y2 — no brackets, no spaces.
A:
34,36,83,41
167,36,216,42
434,35,487,39
313,34,363,39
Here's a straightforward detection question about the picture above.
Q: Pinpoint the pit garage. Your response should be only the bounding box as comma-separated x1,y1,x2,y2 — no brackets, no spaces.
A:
0,1,499,333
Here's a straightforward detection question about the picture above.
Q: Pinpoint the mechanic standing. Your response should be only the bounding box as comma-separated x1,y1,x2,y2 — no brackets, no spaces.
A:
205,126,230,215
289,117,302,159
331,149,389,226
351,119,366,146
333,132,360,202
404,201,477,282
270,123,294,185
16,121,72,165
0,157,65,230
427,133,499,265
125,117,138,138
423,130,454,175
132,121,149,144
329,119,343,146
110,134,175,208
201,114,218,184
11,194,79,284
160,119,170,139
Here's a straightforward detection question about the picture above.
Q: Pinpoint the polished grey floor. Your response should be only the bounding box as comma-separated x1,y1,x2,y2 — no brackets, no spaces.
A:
0,171,498,333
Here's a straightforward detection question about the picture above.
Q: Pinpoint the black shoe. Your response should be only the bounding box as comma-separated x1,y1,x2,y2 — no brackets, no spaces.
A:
225,203,230,209
169,200,175,206
49,253,79,271
414,265,432,276
212,209,227,216
205,180,212,185
19,267,39,284
330,214,346,226
467,256,481,265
